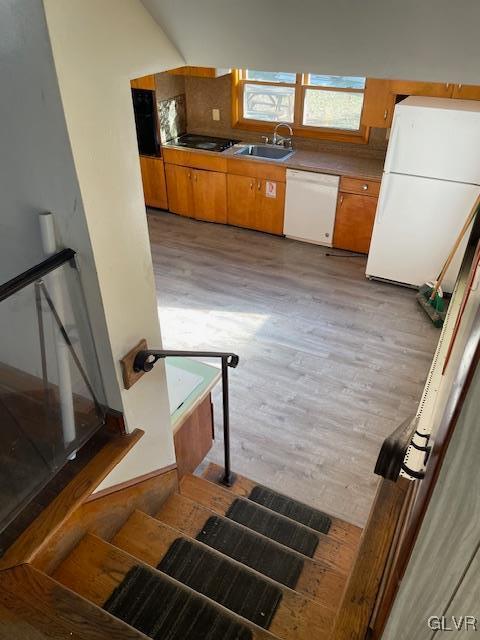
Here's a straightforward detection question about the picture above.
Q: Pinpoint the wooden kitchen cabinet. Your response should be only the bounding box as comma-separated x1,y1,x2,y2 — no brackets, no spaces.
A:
165,163,192,217
139,156,168,209
333,177,380,254
165,162,227,223
192,169,227,223
227,173,285,235
227,174,256,229
389,80,453,99
451,84,480,100
362,79,396,128
254,179,286,235
130,74,156,90
167,66,230,78
362,78,473,129
333,193,378,254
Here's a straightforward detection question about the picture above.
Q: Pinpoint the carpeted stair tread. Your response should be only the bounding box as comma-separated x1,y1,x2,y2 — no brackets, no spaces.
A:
158,537,282,628
196,515,304,589
103,564,253,640
248,486,332,535
226,499,319,558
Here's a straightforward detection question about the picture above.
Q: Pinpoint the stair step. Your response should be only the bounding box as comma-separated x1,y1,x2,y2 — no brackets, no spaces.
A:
204,463,362,547
113,509,334,639
0,563,149,640
156,492,346,610
180,474,355,574
52,533,279,640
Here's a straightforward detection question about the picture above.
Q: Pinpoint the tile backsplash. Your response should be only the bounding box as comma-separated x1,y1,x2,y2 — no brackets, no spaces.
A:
157,94,187,143
182,73,388,158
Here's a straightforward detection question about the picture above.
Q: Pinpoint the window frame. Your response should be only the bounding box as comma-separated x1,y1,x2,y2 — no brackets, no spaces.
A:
232,70,369,144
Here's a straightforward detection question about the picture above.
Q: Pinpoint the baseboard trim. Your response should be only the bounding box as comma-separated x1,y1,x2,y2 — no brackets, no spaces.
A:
85,463,178,503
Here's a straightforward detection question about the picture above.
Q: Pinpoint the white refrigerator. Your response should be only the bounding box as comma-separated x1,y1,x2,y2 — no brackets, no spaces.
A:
366,96,480,292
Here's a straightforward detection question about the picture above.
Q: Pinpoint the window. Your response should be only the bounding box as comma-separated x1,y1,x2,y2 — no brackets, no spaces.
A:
232,70,367,141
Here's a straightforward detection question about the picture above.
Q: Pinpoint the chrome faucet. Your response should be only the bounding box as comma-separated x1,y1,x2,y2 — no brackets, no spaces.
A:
272,122,293,147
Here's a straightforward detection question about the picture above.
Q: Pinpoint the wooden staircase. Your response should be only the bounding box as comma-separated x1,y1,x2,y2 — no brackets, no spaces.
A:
0,454,368,640
50,466,361,639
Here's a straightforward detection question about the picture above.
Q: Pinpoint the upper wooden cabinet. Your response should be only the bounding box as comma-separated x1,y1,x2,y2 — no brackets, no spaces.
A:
130,75,156,90
164,162,227,224
167,66,230,78
362,79,396,128
139,156,168,210
452,84,480,100
388,80,453,98
362,79,480,129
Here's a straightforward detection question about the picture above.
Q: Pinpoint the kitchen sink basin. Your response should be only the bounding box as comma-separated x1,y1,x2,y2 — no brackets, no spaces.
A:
234,144,294,161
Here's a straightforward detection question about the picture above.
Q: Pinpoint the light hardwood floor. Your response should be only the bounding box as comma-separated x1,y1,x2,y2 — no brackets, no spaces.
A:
148,211,439,526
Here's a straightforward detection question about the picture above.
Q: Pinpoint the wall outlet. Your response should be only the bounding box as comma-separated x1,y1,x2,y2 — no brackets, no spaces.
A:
212,108,220,121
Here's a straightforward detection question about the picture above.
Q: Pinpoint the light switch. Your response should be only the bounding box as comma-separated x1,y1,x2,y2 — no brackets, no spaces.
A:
212,108,220,121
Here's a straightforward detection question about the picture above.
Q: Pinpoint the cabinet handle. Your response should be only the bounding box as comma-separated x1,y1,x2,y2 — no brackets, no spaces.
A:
446,83,450,89
362,183,369,191
340,195,344,205
257,179,261,191
383,109,388,120
188,171,192,180
250,180,254,190
458,83,463,90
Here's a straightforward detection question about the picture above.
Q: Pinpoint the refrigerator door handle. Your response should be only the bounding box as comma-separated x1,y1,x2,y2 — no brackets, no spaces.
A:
384,117,400,174
375,176,390,225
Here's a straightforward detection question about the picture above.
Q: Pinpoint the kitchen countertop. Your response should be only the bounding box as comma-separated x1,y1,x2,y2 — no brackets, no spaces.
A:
163,141,385,181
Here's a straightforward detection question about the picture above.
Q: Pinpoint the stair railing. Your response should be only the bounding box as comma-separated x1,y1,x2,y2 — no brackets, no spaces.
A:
133,349,239,486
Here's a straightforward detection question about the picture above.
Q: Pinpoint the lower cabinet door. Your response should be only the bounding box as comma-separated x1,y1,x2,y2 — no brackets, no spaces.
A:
227,174,256,228
139,156,168,209
333,192,378,253
165,163,193,217
254,179,286,235
192,169,227,223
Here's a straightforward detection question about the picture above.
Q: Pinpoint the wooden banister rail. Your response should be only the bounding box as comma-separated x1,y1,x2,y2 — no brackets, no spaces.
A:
331,417,417,639
0,429,143,571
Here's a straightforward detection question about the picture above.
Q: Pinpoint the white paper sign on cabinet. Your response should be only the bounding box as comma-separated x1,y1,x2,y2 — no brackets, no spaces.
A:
265,181,277,198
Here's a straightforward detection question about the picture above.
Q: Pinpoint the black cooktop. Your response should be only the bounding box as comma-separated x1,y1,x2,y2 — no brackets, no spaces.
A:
165,134,240,153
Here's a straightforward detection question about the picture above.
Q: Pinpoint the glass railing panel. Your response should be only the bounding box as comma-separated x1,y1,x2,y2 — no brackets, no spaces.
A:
0,257,106,532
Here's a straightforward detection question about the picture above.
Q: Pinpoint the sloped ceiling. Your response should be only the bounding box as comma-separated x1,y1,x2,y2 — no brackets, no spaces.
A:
141,0,480,84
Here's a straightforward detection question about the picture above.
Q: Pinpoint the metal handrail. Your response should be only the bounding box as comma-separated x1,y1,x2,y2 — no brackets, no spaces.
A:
0,249,76,302
133,349,239,486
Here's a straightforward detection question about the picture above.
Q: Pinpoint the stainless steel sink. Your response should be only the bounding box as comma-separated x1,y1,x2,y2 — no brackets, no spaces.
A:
234,144,294,161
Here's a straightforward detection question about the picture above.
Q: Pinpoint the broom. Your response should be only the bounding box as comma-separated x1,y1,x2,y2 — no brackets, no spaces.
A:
417,192,480,327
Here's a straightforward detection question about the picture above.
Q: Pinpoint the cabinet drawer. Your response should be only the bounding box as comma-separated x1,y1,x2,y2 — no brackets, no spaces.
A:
162,147,227,173
339,176,380,197
226,158,286,183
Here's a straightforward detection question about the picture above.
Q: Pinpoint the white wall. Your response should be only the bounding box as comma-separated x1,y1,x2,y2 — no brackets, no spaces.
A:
43,0,185,488
142,0,480,85
0,0,119,408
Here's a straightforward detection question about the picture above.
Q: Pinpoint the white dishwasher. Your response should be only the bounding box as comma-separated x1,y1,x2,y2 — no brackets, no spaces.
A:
284,169,339,246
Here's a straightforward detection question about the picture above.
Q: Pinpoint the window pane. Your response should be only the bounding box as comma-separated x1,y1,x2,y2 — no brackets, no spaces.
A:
307,75,366,89
246,70,296,84
303,89,364,130
243,83,295,122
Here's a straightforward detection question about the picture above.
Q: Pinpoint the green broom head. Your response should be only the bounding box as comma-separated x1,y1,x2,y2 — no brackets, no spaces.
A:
429,290,445,312
418,282,445,311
